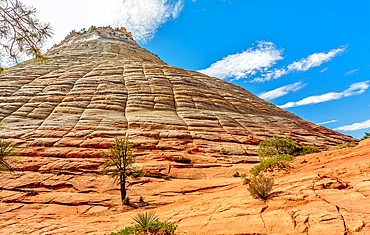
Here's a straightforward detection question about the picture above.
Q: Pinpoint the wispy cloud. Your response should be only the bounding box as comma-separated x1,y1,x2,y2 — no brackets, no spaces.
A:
334,119,370,131
253,47,346,82
198,41,283,80
317,120,338,125
258,82,306,101
345,69,359,76
87,0,184,43
279,81,369,109
320,67,329,73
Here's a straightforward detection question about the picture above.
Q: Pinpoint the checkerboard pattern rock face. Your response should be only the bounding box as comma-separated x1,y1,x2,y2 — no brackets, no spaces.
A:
0,26,356,162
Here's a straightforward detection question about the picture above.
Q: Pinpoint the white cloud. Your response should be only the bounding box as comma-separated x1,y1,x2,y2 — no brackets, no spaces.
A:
21,0,184,48
334,119,370,131
253,47,345,82
345,69,359,76
258,82,306,101
317,120,338,125
279,81,369,109
320,67,329,73
87,0,184,43
198,41,283,80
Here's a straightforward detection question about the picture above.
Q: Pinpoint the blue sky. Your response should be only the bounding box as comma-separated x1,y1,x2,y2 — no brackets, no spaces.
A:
11,0,370,139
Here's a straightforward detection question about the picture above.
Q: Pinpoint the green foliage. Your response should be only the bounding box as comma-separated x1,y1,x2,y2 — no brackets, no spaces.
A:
331,142,357,150
258,136,320,159
220,147,228,155
173,156,191,164
0,139,14,171
299,145,320,155
361,132,370,140
101,137,135,203
247,174,274,200
130,167,145,179
0,0,53,61
258,136,300,158
110,211,178,235
251,154,294,176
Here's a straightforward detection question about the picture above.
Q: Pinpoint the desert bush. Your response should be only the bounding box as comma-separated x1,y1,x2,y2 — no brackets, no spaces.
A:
110,211,177,235
251,154,294,176
247,174,274,200
220,147,228,155
299,145,320,155
258,136,300,158
258,136,320,159
131,168,145,179
173,156,191,164
331,142,357,150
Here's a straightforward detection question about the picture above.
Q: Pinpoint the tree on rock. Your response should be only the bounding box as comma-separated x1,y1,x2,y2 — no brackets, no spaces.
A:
362,132,370,140
0,0,53,62
101,137,135,204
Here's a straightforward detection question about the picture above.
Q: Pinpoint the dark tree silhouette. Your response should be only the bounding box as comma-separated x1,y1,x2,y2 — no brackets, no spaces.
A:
101,138,135,204
0,0,53,62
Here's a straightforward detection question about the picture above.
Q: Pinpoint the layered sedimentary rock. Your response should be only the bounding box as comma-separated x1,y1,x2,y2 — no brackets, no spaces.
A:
0,26,356,163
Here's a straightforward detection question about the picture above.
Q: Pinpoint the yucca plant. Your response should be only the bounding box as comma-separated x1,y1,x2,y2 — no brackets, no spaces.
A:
0,139,15,171
133,211,159,230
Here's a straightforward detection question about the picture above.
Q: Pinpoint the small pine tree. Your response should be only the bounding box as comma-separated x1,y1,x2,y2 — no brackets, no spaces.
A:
101,137,135,204
0,0,53,62
361,132,370,140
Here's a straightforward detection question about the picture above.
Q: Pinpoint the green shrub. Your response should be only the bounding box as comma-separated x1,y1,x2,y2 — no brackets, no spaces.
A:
258,136,300,158
258,136,320,159
131,168,145,179
173,156,191,164
299,145,320,155
220,147,228,155
247,174,274,200
331,142,357,150
251,154,294,176
110,211,177,235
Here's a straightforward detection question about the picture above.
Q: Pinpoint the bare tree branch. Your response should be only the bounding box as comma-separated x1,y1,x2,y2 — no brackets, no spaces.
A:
0,0,53,62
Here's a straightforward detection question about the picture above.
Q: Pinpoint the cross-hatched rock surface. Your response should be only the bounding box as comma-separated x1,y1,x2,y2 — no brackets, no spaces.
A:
0,26,356,162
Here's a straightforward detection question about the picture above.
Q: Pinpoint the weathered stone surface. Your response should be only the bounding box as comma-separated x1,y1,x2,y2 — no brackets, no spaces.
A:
0,26,366,235
0,140,369,234
0,27,357,162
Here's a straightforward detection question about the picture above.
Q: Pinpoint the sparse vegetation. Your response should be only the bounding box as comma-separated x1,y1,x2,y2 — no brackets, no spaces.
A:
258,136,320,159
251,154,294,176
220,147,228,155
101,137,135,204
247,173,274,200
130,168,145,179
110,211,177,235
361,132,370,140
0,139,15,171
254,136,319,175
173,156,191,164
331,142,357,150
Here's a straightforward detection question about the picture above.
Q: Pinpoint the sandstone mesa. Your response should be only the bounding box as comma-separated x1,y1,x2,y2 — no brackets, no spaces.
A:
0,26,367,235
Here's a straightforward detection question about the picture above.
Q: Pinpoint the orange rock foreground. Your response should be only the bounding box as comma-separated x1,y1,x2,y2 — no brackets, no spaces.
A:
0,139,369,235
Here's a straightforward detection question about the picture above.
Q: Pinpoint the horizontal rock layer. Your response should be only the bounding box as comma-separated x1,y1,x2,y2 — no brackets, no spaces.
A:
0,27,356,161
